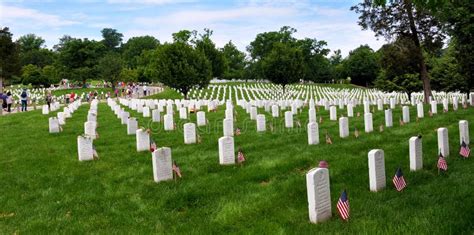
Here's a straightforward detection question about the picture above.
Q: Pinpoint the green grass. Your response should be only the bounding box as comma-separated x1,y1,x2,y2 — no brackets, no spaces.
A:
0,94,473,233
145,87,183,100
50,88,112,97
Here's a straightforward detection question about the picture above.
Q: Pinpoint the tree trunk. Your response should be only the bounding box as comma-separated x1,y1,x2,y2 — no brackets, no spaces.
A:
405,0,432,103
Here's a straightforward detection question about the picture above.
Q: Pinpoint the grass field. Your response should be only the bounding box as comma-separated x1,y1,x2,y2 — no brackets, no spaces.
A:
0,89,473,233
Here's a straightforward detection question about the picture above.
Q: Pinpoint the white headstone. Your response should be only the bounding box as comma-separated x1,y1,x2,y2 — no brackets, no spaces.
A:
329,106,337,121
179,107,187,120
402,106,410,123
377,99,383,111
368,149,386,192
390,98,396,109
218,136,235,165
364,102,370,114
57,112,66,125
285,111,293,128
87,112,97,122
431,101,438,114
225,109,233,120
77,136,94,161
339,117,349,138
164,114,174,131
416,103,424,118
127,118,138,135
121,111,130,125
385,109,393,127
347,103,354,117
136,128,150,152
42,105,49,115
307,122,319,145
250,107,257,120
84,121,97,139
184,123,197,144
271,105,279,118
256,114,266,132
143,106,150,117
223,118,234,137
309,108,316,123
437,128,449,157
306,167,332,223
49,117,60,133
364,113,373,133
197,111,206,126
152,109,160,122
409,136,423,171
152,147,173,183
459,120,469,145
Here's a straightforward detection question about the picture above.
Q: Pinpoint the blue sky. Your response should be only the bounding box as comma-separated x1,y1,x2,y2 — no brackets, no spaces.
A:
0,0,385,57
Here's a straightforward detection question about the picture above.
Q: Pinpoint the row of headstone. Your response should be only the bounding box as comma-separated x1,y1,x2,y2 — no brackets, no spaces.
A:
78,99,99,161
49,99,83,133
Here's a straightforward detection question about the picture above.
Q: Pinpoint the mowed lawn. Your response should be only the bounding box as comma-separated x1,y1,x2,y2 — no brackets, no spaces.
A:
0,98,473,233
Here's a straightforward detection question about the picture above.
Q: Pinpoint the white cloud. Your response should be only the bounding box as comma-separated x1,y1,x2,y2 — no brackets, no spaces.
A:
0,5,79,28
134,6,296,26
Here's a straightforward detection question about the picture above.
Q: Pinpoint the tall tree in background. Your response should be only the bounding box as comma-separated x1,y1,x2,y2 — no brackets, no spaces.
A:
221,41,246,80
195,29,227,78
351,0,445,103
98,53,123,90
122,36,159,68
342,45,379,86
0,27,20,92
149,41,212,99
101,28,123,51
17,34,55,68
261,42,304,93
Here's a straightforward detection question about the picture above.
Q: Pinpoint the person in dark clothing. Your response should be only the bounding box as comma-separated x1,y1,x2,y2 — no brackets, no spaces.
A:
20,89,28,112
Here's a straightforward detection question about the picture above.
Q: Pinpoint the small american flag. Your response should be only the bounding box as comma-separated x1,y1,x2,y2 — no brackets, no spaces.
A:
235,128,241,136
325,132,333,145
443,108,448,113
269,123,274,132
357,112,360,117
463,102,468,109
379,124,384,132
237,148,246,163
150,140,157,152
197,134,202,144
437,152,447,171
92,145,99,159
296,120,302,128
319,116,323,124
336,190,350,221
172,161,182,178
392,167,407,192
460,140,470,158
428,110,433,117
354,128,359,138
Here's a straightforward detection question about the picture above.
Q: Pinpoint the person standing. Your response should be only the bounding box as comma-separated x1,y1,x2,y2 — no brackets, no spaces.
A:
143,85,147,96
20,89,28,112
6,92,13,113
46,92,52,109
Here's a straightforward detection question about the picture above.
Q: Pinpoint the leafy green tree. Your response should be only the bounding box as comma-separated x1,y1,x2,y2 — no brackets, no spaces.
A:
42,65,60,85
119,68,139,82
221,41,246,80
101,28,123,51
342,45,379,86
21,64,49,87
172,30,196,44
98,53,123,90
261,42,304,92
17,34,45,53
195,29,227,78
57,38,106,86
0,27,21,92
149,42,212,98
248,26,297,60
429,44,467,92
53,35,74,51
122,36,159,68
351,0,445,102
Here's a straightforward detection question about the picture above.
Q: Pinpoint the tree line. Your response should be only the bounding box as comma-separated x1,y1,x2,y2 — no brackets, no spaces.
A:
0,0,472,99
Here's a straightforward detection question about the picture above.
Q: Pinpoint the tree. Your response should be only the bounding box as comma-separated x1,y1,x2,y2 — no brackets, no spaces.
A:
21,64,49,87
0,27,21,92
351,0,445,102
17,34,45,53
342,45,379,86
429,43,467,92
119,68,138,83
222,41,246,80
261,42,304,92
195,29,227,78
122,36,159,68
42,65,60,85
172,30,196,44
53,35,74,51
247,26,297,60
296,38,331,82
57,38,106,86
101,28,123,51
149,42,212,98
98,53,123,90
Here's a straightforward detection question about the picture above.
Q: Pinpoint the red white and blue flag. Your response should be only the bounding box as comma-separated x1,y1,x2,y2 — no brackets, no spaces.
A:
172,161,182,178
392,167,407,191
336,190,350,221
237,149,246,163
437,152,447,171
460,141,470,158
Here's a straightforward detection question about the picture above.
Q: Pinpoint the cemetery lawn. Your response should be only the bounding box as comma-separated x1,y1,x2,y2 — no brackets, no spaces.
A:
1,100,473,233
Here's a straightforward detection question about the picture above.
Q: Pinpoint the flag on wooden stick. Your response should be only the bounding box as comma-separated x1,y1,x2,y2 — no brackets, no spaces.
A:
150,140,157,152
237,148,246,164
379,124,384,132
235,127,241,136
354,128,360,138
437,152,448,171
399,117,405,126
172,161,182,178
319,116,323,124
325,132,333,145
92,145,99,160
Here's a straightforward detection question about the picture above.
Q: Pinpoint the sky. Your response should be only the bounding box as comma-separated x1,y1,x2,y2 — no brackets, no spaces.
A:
0,0,386,57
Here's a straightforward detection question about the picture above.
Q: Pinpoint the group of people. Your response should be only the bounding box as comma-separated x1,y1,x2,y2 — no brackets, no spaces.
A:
1,89,29,113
